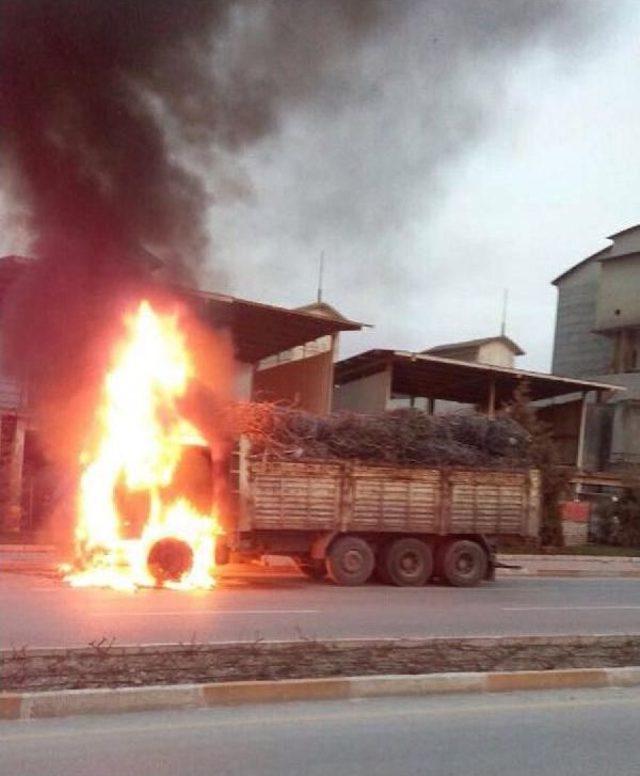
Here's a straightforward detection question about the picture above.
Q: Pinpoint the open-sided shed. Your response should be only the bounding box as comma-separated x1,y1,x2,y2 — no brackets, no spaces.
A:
334,349,624,470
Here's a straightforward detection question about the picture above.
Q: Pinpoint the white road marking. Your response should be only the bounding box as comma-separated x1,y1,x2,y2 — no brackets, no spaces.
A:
91,609,320,617
503,605,640,612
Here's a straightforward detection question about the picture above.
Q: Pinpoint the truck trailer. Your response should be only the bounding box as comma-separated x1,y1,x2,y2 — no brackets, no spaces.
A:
216,446,541,587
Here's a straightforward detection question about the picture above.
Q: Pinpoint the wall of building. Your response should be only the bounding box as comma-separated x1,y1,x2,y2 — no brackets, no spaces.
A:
234,362,254,401
595,254,640,332
387,394,473,415
477,341,515,368
552,259,613,378
608,400,640,468
534,392,616,472
537,399,581,468
253,350,334,415
259,335,333,369
583,402,614,472
601,228,640,260
429,346,478,363
333,368,391,414
557,378,640,474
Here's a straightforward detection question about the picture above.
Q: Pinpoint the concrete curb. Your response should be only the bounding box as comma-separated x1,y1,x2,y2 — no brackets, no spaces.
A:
497,569,640,578
2,666,640,721
497,553,640,579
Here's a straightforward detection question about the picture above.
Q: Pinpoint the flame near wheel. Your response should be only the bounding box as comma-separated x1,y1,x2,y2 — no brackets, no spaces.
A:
62,300,222,591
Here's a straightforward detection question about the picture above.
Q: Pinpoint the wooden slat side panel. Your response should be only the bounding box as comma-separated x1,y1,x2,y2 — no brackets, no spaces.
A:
249,461,343,530
350,465,441,533
447,470,528,534
246,460,540,538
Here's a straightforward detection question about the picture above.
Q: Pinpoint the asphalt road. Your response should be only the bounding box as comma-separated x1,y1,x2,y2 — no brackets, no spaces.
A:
2,571,640,647
1,687,639,776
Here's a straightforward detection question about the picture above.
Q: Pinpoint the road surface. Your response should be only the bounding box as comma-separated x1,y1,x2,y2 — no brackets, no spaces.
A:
2,570,640,647
1,687,639,776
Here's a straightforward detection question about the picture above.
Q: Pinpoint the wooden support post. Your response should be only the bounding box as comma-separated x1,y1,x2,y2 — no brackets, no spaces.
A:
487,379,496,419
326,333,338,414
382,361,393,411
237,434,251,533
427,397,435,416
576,391,589,472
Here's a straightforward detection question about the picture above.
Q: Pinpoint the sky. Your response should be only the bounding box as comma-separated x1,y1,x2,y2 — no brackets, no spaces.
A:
205,0,640,371
3,1,640,374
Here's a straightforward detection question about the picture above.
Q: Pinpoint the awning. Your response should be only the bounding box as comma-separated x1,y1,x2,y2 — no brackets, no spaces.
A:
334,349,624,405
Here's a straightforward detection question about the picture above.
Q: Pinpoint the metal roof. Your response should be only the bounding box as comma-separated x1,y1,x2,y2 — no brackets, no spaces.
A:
0,257,363,365
188,289,362,363
425,335,524,357
334,349,624,405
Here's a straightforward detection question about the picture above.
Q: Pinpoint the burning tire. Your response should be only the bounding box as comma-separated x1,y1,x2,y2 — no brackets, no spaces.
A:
147,537,194,585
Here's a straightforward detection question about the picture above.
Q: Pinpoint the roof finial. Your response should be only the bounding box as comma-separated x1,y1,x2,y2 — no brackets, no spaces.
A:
317,250,325,303
500,288,508,337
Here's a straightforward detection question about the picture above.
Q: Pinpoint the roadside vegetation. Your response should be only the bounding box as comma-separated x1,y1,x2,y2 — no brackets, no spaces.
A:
501,382,566,547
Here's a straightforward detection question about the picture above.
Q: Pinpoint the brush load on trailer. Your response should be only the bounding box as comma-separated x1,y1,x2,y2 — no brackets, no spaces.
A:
214,407,541,587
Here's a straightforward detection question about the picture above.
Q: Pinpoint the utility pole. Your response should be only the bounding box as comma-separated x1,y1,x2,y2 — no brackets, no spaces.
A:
500,288,509,336
317,250,325,304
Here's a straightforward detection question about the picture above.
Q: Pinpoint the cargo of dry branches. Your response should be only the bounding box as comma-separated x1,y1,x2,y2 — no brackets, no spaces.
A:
232,404,531,469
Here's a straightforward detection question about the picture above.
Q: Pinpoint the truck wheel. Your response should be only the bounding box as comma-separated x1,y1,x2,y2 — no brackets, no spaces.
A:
385,538,433,587
326,536,374,586
441,540,488,587
296,558,326,581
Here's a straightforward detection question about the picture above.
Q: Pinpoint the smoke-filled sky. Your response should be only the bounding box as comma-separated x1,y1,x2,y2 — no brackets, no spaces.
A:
2,0,639,371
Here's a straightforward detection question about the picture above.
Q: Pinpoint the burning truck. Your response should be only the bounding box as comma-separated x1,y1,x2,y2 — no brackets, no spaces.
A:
0,2,541,591
60,296,540,590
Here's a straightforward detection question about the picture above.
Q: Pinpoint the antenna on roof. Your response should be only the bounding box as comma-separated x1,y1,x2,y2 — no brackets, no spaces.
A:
500,288,509,336
317,250,325,303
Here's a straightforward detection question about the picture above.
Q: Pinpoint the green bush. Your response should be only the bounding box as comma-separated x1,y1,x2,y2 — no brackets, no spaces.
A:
601,495,640,547
501,382,566,547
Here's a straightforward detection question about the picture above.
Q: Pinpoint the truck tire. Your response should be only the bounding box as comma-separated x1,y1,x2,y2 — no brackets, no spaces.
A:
441,539,488,587
384,538,433,587
326,536,375,586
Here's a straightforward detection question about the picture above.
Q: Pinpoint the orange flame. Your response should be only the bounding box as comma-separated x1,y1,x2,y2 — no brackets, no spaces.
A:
63,300,220,591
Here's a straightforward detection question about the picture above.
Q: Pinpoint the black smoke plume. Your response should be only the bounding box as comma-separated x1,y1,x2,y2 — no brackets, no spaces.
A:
0,0,391,469
0,0,609,443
